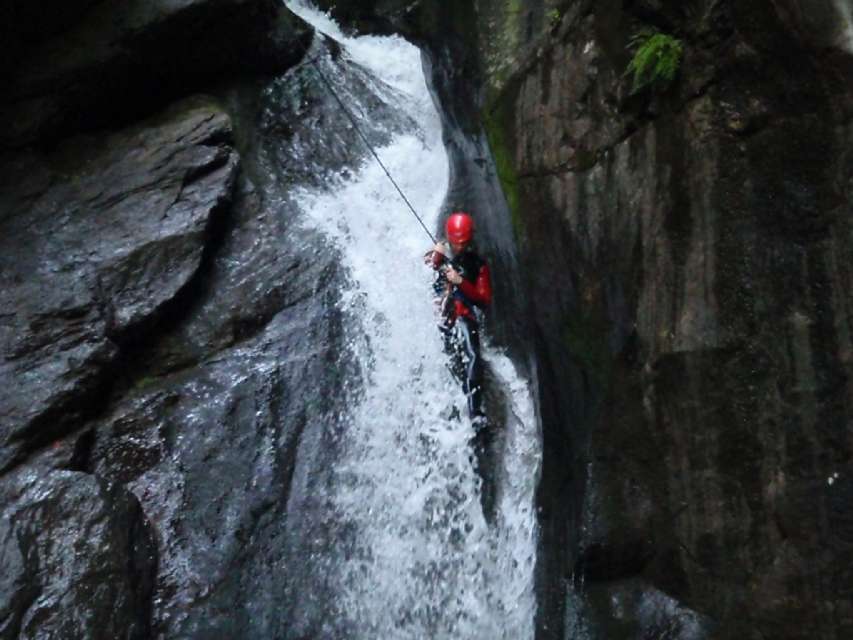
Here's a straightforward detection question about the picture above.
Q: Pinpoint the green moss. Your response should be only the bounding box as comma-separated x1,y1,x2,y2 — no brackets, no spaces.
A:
133,375,160,392
482,101,522,239
547,8,562,29
504,0,524,42
480,0,524,101
625,29,683,94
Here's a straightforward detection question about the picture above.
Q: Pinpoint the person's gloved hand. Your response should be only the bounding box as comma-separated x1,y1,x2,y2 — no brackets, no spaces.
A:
424,242,447,267
444,266,463,285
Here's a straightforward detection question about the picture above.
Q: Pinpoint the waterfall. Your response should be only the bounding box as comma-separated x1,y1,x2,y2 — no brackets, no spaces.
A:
282,2,541,638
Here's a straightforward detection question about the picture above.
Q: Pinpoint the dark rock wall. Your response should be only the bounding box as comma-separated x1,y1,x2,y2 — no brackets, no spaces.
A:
0,469,155,639
0,1,382,637
0,101,240,473
1,0,434,633
469,0,853,638
0,0,312,148
3,0,853,638
318,0,853,638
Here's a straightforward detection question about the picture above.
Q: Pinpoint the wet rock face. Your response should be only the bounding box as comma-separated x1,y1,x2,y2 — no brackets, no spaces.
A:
0,469,155,639
0,0,313,148
567,577,714,640
0,0,342,636
0,101,239,473
469,0,853,637
2,0,422,633
70,44,405,634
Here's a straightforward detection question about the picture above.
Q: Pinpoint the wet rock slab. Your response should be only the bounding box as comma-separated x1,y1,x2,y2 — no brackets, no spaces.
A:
0,468,155,639
0,0,312,148
473,0,853,637
0,100,239,471
0,1,362,638
0,13,423,632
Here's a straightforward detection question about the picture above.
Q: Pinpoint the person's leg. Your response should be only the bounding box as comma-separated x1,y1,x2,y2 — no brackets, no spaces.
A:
441,323,465,383
456,317,485,422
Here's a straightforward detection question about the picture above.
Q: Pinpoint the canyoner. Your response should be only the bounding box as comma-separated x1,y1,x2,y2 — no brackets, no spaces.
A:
424,213,495,485
299,14,500,503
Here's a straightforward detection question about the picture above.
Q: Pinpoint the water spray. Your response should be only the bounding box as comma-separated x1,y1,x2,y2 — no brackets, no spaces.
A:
304,54,438,245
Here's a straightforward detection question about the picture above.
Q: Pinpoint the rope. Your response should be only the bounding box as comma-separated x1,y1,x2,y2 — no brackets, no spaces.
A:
305,56,438,245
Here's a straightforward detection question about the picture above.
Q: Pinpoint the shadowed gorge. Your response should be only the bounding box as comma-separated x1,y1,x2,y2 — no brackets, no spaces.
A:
2,1,852,639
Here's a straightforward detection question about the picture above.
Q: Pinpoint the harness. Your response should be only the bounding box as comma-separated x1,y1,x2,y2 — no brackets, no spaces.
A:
436,249,486,325
450,251,486,308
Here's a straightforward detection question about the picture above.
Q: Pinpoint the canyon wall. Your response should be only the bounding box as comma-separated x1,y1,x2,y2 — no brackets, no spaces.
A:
474,0,853,637
319,0,853,637
0,1,383,635
2,0,852,638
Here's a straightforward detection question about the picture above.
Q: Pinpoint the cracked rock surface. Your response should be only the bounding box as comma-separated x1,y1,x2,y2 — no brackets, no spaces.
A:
0,468,155,640
0,101,239,473
0,0,311,148
0,0,413,630
467,1,853,638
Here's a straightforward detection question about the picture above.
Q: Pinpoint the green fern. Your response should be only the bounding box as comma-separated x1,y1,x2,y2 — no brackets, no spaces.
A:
625,29,683,93
547,9,562,28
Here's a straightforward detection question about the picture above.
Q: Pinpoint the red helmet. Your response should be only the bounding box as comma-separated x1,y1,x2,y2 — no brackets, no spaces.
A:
446,212,474,245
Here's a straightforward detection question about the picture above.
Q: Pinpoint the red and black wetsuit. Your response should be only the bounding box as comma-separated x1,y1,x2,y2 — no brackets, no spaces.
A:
430,246,492,320
430,246,492,422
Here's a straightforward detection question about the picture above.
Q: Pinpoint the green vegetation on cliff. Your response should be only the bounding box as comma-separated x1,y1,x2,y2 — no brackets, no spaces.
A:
547,8,561,29
626,29,683,93
482,101,522,239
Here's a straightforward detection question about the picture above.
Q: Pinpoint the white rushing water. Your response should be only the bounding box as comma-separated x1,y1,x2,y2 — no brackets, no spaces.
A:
285,2,541,638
